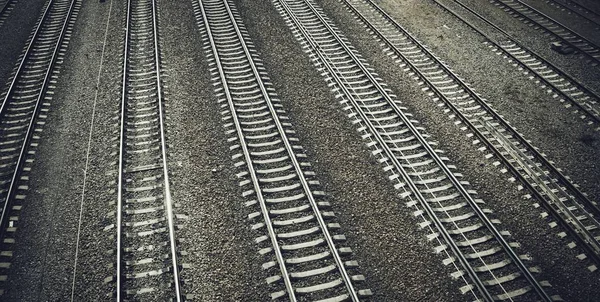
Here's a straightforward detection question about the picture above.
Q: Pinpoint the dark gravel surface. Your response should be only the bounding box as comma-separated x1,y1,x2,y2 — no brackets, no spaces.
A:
433,0,600,98
519,0,600,45
571,0,600,13
1,0,599,300
67,0,127,299
456,0,600,94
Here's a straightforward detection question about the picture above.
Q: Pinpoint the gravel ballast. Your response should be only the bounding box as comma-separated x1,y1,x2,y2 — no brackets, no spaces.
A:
370,0,600,202
455,0,600,93
234,0,482,300
0,0,598,300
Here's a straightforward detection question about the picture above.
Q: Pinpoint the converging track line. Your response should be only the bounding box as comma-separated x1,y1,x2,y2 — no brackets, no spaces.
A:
340,0,600,271
422,0,600,268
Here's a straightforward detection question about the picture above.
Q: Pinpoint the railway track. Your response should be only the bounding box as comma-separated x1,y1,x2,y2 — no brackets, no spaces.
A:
544,0,600,28
431,0,600,267
106,0,185,299
490,0,600,66
0,0,78,295
434,0,600,128
338,0,600,271
192,0,371,300
273,0,560,300
0,0,14,27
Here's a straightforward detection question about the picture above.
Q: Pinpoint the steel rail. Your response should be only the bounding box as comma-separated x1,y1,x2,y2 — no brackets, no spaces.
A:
435,0,600,258
277,0,553,300
447,0,600,124
199,0,360,299
199,1,294,300
115,0,129,295
279,1,494,298
116,0,183,299
0,0,13,23
0,0,76,239
0,0,53,114
150,0,182,298
347,0,600,266
546,0,600,27
436,0,600,210
351,0,600,217
491,0,600,66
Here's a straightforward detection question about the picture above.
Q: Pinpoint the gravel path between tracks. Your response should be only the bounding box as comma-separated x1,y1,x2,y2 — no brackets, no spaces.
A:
316,0,600,299
577,0,600,13
66,0,126,299
4,0,123,299
0,0,48,96
157,0,267,299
